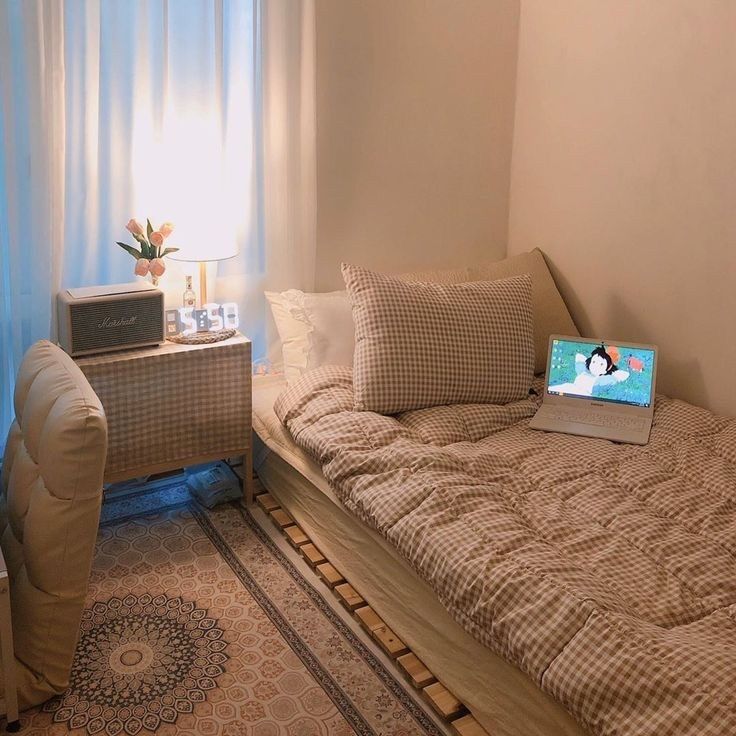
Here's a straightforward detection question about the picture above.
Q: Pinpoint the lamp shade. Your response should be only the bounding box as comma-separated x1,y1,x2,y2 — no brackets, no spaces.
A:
168,236,239,263
167,209,239,263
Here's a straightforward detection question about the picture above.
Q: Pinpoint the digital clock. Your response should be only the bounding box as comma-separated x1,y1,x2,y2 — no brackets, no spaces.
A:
165,302,240,337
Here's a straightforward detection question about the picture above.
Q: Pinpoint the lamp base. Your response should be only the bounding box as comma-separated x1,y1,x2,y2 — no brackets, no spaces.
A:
167,328,236,345
199,261,208,307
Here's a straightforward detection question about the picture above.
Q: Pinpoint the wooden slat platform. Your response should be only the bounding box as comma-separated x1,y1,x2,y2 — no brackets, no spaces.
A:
371,621,409,659
256,493,280,513
355,606,383,633
300,543,327,568
252,484,490,736
316,562,344,589
397,652,435,689
335,583,365,611
423,681,467,720
284,524,309,548
269,508,294,529
452,714,490,736
355,605,410,658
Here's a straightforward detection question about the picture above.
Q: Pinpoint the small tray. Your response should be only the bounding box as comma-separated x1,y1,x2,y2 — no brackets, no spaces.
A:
167,328,236,345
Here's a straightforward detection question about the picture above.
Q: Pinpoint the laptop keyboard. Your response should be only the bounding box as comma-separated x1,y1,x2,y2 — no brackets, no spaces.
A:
539,408,649,431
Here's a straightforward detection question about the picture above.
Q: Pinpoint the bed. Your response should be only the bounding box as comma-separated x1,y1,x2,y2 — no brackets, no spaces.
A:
252,373,586,736
260,368,736,736
255,252,736,736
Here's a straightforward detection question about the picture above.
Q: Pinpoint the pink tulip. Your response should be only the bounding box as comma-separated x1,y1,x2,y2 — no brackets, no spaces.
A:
134,258,150,276
149,231,164,248
126,219,145,237
159,222,174,238
149,258,166,277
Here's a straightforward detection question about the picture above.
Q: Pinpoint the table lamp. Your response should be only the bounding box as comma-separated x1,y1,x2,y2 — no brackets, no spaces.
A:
168,233,240,344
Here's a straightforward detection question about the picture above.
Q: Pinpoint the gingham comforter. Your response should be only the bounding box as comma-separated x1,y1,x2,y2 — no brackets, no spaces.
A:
274,366,736,736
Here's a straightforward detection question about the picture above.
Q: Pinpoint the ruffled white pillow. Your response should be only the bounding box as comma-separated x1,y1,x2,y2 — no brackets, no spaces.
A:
266,290,355,382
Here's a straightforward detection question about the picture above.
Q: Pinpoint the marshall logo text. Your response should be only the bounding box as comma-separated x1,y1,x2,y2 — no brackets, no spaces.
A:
97,316,138,329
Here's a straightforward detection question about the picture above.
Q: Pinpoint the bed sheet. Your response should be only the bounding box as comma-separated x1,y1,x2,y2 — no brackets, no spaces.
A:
274,366,736,736
252,373,586,736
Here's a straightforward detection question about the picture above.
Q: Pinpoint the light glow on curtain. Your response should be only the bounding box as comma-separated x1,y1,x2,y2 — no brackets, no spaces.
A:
62,0,255,295
130,1,253,263
0,0,316,438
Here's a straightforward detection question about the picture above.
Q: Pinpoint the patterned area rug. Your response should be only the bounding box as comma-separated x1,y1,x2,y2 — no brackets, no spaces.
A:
20,479,444,736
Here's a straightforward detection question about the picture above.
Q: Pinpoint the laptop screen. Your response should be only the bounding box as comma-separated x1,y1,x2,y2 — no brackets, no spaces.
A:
546,338,656,408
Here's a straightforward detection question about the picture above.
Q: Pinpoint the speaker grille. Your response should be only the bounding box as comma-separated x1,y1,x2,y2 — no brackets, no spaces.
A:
70,294,164,354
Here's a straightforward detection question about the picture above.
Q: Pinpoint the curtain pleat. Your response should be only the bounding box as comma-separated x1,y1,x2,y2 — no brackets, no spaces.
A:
0,0,64,432
0,0,316,438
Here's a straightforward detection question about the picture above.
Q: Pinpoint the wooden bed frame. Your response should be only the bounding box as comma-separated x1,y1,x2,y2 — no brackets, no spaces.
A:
248,474,490,736
244,392,585,736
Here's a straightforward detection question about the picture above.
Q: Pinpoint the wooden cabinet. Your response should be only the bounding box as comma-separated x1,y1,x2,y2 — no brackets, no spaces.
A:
75,333,252,500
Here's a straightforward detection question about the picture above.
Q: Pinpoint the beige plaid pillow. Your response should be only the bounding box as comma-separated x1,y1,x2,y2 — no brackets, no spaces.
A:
400,248,579,374
343,263,534,413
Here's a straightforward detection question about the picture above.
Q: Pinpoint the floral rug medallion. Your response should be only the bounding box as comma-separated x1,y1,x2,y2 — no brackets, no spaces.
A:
43,593,228,733
20,478,443,736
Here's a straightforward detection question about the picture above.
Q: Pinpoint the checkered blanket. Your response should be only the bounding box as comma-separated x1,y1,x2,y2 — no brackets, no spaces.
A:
275,366,736,736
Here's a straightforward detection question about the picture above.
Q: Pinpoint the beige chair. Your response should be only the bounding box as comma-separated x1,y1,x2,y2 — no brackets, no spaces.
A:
0,340,107,712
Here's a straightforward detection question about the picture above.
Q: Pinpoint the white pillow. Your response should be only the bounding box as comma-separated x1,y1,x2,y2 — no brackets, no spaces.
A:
266,290,355,382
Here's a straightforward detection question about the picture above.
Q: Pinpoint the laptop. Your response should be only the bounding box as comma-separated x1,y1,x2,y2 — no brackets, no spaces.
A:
529,335,658,445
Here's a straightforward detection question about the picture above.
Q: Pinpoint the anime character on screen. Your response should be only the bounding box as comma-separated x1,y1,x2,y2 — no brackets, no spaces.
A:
549,344,630,397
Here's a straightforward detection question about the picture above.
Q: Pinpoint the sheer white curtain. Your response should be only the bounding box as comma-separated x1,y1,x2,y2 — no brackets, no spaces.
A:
0,0,316,436
0,0,66,435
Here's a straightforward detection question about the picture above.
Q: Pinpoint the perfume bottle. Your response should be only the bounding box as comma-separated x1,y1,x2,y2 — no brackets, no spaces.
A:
183,275,196,308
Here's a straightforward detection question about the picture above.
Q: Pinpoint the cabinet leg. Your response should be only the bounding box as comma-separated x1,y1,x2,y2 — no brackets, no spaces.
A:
244,451,254,506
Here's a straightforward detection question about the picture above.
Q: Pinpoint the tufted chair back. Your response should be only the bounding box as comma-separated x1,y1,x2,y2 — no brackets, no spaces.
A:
0,340,107,709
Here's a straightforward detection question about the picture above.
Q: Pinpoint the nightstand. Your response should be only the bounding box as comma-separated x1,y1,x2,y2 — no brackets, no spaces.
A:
75,333,253,502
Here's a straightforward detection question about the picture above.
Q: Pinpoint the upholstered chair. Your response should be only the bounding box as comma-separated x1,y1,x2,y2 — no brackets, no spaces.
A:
0,340,107,711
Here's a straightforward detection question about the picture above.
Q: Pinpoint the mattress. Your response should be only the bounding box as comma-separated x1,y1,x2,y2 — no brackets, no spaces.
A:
252,374,585,736
274,366,736,736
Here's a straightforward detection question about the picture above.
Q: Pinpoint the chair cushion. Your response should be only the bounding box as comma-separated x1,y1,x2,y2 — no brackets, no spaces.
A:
0,340,107,710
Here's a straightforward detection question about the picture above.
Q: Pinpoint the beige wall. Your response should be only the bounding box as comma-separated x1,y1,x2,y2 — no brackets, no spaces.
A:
315,0,520,290
509,0,736,415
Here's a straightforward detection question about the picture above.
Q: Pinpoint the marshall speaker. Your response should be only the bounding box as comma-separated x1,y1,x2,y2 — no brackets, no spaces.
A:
57,282,165,356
